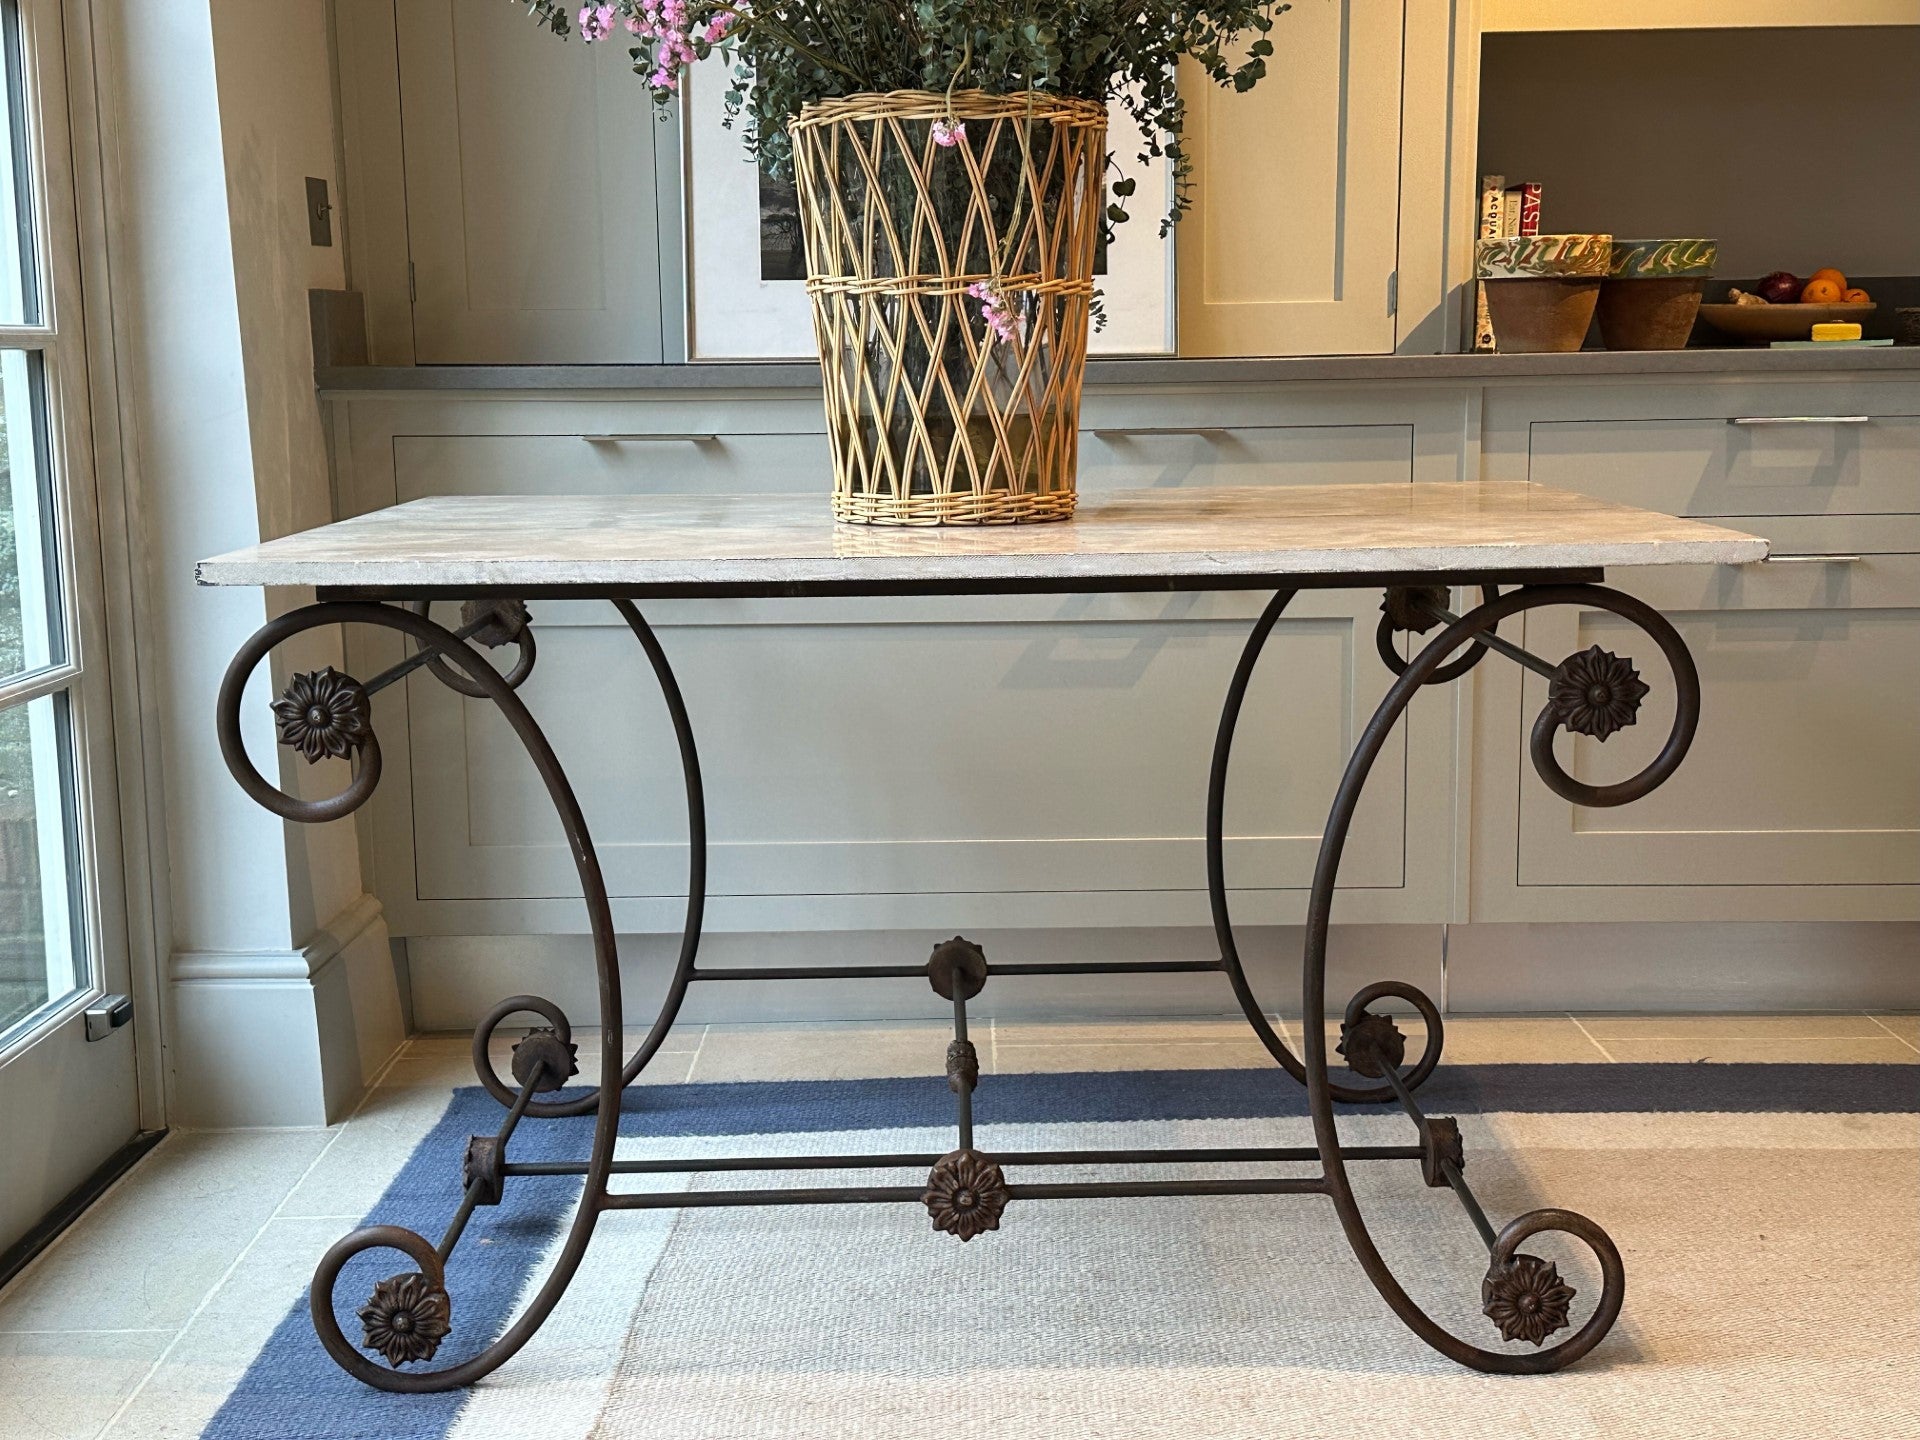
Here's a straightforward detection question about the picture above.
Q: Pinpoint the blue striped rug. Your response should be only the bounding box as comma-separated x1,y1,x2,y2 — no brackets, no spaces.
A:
202,1063,1919,1440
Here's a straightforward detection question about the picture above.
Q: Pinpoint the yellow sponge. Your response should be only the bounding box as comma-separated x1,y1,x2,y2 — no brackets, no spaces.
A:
1811,322,1864,342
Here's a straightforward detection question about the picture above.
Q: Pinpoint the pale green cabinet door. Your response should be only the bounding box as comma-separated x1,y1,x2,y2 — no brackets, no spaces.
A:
1175,0,1406,357
393,0,665,362
1512,524,1920,897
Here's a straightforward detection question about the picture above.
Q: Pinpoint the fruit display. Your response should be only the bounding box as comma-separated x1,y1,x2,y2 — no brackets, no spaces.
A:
1730,266,1871,307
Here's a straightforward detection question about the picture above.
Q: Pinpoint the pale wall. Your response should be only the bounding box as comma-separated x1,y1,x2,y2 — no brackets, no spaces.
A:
1479,26,1920,278
95,0,401,1125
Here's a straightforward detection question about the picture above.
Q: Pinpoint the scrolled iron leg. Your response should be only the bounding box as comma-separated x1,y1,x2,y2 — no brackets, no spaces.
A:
464,599,707,1118
1303,583,1697,1372
1208,590,1451,1103
218,601,626,1391
392,598,705,1118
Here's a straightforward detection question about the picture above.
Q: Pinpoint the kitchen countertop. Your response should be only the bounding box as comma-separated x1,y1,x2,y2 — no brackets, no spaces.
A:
316,346,1920,393
197,481,1767,594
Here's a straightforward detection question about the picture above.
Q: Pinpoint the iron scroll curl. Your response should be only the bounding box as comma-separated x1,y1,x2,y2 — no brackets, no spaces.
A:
220,600,630,1392
1303,581,1692,1373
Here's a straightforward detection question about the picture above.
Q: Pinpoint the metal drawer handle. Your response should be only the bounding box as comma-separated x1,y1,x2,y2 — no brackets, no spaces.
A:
1762,553,1864,564
1089,426,1230,438
582,433,718,443
1728,416,1870,426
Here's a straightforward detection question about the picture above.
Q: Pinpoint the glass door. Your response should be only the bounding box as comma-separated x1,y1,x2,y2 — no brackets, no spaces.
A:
0,0,141,1265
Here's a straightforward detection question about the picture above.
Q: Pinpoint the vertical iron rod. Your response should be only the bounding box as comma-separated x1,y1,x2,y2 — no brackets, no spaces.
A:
952,991,974,1152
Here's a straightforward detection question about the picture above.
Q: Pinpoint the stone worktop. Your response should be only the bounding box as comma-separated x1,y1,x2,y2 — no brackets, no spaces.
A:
198,482,1767,593
315,346,1920,394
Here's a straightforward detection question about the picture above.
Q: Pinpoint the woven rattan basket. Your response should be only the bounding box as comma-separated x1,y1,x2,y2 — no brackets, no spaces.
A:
789,91,1105,525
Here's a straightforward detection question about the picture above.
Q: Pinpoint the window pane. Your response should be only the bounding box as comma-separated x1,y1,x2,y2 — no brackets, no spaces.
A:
0,0,39,325
0,350,60,680
0,691,82,1039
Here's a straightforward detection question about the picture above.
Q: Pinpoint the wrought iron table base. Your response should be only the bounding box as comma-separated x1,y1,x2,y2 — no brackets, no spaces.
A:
218,575,1697,1390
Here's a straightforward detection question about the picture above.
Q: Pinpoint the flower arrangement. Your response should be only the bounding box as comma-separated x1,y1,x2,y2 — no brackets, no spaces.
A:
519,3,1289,523
520,2,1287,230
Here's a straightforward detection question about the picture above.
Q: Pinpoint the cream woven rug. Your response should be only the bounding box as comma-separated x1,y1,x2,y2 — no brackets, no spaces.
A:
204,1069,1920,1440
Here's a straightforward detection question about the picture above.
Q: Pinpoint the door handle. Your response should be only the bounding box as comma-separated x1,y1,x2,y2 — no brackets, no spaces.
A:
581,433,719,443
1088,426,1231,438
1762,554,1864,564
1727,416,1870,426
85,994,133,1042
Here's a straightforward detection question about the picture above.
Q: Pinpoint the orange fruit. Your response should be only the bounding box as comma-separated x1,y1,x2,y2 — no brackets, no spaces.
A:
1809,266,1847,288
1843,287,1871,303
1800,277,1845,303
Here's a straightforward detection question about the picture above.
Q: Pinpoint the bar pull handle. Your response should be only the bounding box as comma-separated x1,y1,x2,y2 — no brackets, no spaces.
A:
1762,553,1864,564
1088,426,1231,438
1727,416,1870,426
582,433,719,443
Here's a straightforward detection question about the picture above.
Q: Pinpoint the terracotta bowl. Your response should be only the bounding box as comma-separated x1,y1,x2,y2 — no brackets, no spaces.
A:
1597,238,1718,350
1476,234,1611,353
1484,276,1603,354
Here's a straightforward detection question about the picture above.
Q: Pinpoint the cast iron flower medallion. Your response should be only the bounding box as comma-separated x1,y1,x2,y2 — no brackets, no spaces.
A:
1336,1011,1407,1079
1481,1252,1576,1345
358,1271,452,1367
1546,645,1650,741
923,1148,1009,1241
1380,585,1447,635
272,666,373,764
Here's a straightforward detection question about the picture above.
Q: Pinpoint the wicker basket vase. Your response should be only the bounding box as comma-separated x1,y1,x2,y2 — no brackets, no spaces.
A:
788,91,1106,525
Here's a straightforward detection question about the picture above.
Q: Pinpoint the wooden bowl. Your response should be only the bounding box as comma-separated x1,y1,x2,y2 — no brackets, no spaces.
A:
1697,302,1877,344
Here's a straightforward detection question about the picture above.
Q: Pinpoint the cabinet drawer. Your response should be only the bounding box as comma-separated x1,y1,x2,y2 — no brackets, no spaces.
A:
394,431,834,501
401,593,1410,909
1529,414,1919,517
1077,423,1413,491
1617,515,1920,614
1513,539,1920,890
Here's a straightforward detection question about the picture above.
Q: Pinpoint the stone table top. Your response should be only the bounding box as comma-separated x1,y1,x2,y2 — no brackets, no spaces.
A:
196,483,1768,594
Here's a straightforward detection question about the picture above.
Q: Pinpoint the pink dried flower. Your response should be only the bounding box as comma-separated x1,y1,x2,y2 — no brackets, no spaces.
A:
967,280,1020,345
931,119,966,148
577,4,617,42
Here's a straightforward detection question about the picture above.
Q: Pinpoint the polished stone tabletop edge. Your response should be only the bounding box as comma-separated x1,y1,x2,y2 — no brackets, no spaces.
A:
197,483,1771,589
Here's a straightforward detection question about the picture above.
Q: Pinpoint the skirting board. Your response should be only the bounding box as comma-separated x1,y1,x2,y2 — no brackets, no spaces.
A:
404,920,1920,1031
1445,920,1920,1013
168,895,406,1126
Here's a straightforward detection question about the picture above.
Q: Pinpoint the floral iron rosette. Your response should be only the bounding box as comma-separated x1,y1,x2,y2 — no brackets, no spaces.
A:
1481,1252,1576,1346
358,1271,453,1367
271,666,373,764
922,1148,1010,1241
1546,645,1650,741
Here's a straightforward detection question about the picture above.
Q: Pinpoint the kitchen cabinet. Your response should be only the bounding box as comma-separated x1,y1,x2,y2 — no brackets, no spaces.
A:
335,0,1463,362
1469,378,1920,922
1174,0,1408,357
1510,535,1920,899
382,0,672,362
